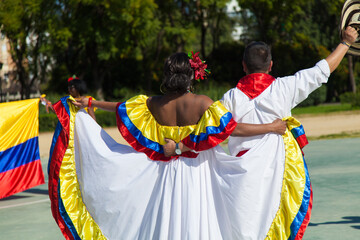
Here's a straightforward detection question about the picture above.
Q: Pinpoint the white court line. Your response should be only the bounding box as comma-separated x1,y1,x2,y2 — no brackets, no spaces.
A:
0,198,49,209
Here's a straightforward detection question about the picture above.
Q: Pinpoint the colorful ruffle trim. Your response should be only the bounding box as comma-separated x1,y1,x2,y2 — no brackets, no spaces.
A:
48,96,105,240
116,95,237,161
265,117,312,240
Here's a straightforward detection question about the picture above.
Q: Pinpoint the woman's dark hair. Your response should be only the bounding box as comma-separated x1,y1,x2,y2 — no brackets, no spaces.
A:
68,79,88,95
161,52,194,94
243,41,272,74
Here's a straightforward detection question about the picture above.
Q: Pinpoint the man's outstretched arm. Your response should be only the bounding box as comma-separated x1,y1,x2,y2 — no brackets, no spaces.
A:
326,26,358,73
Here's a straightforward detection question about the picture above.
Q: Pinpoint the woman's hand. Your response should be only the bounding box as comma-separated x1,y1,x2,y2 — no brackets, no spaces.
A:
163,139,192,157
270,119,287,135
163,138,176,157
40,96,53,113
72,97,89,109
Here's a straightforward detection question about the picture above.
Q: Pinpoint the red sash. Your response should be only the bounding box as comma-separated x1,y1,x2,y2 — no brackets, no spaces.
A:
236,73,275,99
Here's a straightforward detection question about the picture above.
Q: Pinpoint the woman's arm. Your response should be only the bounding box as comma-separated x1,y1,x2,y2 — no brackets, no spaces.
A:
40,96,54,113
87,106,96,121
72,97,118,112
231,119,286,137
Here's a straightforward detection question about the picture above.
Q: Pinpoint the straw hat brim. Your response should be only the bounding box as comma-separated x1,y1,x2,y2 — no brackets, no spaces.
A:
340,0,360,56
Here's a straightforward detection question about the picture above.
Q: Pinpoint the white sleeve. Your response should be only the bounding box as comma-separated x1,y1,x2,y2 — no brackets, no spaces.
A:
220,89,234,113
276,59,330,109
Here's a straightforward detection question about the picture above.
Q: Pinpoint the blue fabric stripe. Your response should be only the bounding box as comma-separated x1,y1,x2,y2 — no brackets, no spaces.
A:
58,181,81,240
118,102,164,154
290,125,305,139
0,137,40,174
54,98,80,239
189,112,232,143
287,157,311,240
60,96,70,116
118,102,233,152
48,121,63,175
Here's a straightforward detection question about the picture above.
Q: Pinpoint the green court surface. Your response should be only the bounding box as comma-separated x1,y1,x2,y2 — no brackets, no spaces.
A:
0,138,359,240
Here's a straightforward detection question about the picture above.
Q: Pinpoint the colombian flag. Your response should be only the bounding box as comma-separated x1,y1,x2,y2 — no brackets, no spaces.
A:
0,99,45,199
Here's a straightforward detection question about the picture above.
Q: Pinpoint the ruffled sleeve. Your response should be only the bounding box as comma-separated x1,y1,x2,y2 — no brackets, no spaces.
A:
116,95,236,161
182,101,237,151
116,95,195,161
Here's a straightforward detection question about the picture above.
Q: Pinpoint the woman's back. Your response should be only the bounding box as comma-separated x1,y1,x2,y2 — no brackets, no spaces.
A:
147,92,213,126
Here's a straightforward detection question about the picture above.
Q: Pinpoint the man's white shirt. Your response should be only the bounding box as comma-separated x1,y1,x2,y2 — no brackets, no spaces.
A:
221,59,330,156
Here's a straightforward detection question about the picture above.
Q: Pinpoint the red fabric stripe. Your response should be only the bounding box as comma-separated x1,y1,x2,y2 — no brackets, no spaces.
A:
48,101,74,240
53,100,70,135
116,103,198,161
296,135,309,149
294,184,313,240
0,160,45,199
116,108,172,161
182,118,237,151
48,130,73,240
236,73,275,99
236,150,249,157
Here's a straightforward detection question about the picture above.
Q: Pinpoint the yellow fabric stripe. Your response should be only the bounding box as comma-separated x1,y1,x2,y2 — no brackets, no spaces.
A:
59,99,105,239
265,117,306,239
125,95,230,144
0,99,39,152
286,117,303,132
191,101,230,135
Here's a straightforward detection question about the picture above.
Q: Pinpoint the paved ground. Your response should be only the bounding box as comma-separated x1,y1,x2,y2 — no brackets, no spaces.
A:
1,114,360,239
302,138,360,239
294,111,360,139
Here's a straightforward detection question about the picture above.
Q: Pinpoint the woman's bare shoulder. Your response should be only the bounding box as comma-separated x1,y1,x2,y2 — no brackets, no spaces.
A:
193,94,214,111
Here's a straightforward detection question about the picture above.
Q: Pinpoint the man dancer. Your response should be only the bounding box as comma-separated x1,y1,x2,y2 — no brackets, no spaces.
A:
220,26,358,239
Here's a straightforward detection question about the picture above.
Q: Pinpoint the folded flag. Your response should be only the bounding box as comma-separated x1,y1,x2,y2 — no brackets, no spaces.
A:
0,99,45,199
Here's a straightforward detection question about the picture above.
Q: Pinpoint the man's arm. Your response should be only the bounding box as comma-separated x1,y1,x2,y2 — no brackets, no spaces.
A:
163,119,286,157
231,119,286,136
326,26,358,73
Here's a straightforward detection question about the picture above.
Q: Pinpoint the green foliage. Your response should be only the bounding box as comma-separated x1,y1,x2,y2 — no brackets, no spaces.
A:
207,42,245,85
39,113,59,132
237,0,312,43
292,103,355,115
297,85,327,107
46,0,160,99
39,109,117,132
340,92,360,108
113,87,145,102
93,110,117,128
196,80,232,101
1,0,358,108
271,34,320,76
0,0,53,98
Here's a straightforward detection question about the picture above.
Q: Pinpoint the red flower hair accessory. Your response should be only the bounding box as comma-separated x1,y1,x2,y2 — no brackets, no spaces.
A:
188,51,210,81
68,75,79,82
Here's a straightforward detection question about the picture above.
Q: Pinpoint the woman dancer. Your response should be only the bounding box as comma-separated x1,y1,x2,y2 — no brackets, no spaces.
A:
41,75,96,120
49,52,286,239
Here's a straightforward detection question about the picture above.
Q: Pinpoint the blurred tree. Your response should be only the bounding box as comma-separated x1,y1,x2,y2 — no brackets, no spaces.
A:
237,0,357,103
0,0,53,99
47,0,159,99
237,0,312,44
295,0,357,99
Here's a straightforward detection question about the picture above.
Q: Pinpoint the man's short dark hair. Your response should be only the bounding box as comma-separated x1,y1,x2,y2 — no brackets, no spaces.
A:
243,41,272,74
